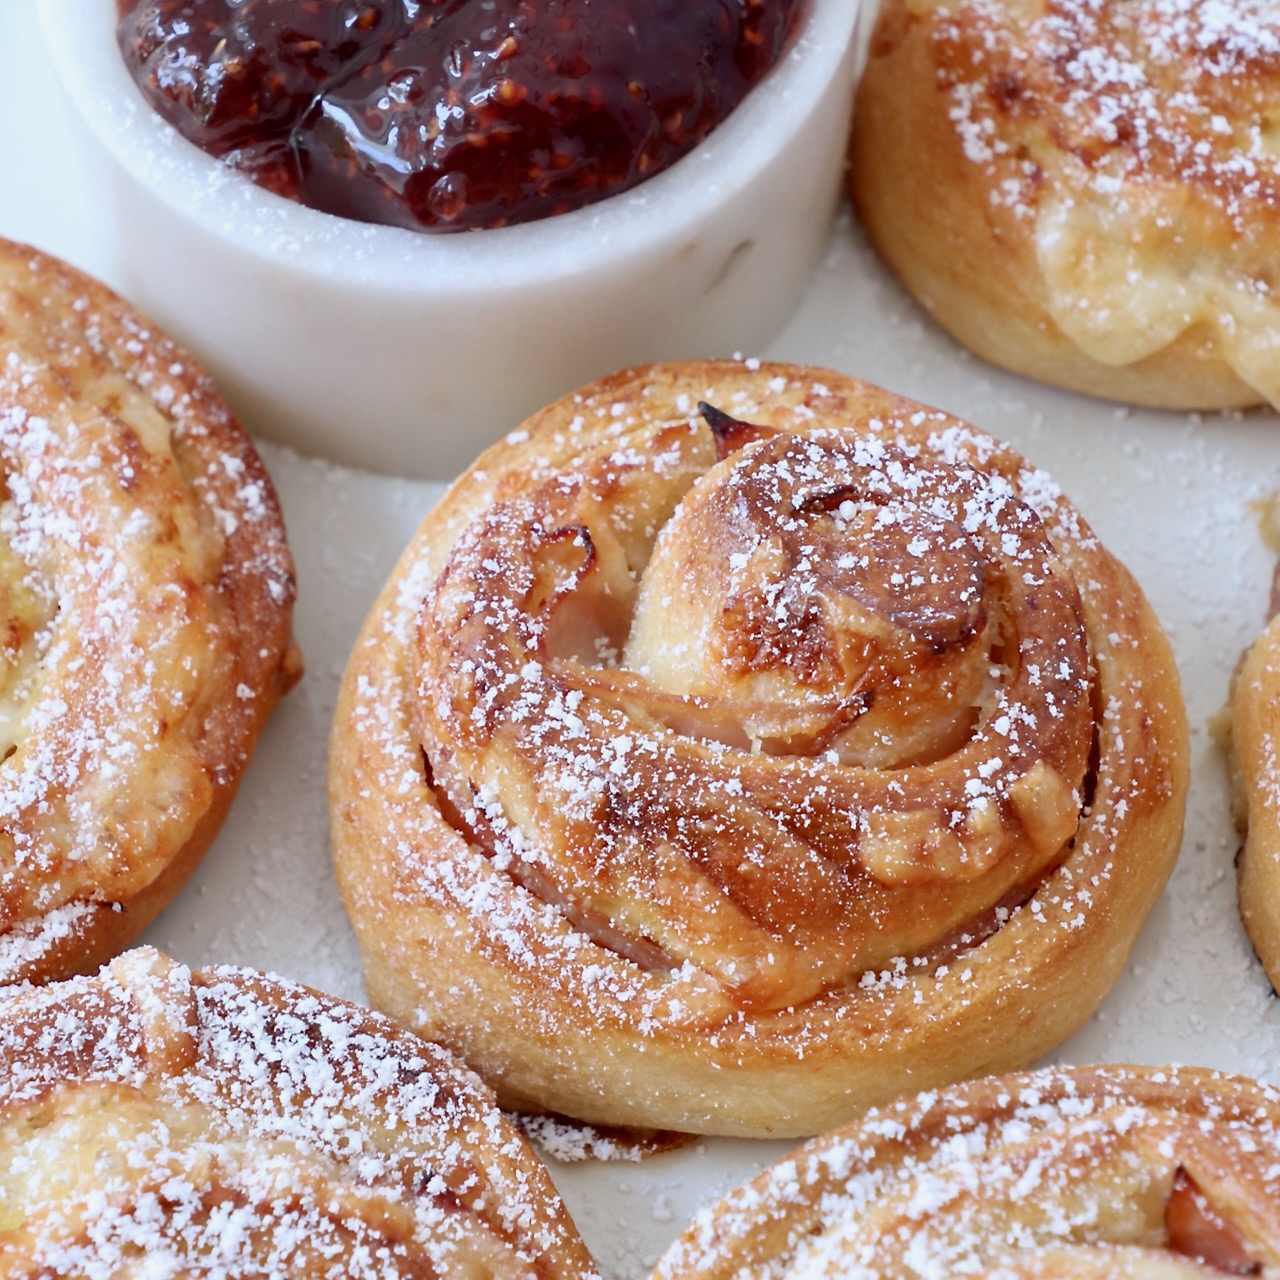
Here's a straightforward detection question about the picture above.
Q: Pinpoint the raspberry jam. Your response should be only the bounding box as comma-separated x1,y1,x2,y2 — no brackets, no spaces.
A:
116,0,803,233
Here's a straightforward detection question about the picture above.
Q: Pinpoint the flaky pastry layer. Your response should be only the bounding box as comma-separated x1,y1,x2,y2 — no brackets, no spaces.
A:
0,947,596,1278
852,0,1280,410
655,1064,1280,1278
331,361,1188,1137
0,239,299,983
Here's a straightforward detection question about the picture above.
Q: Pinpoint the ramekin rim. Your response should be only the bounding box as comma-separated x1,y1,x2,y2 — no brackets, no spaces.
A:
39,0,861,291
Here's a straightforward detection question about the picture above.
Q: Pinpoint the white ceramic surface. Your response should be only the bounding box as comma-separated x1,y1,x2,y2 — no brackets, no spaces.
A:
38,0,860,479
6,2,1280,1276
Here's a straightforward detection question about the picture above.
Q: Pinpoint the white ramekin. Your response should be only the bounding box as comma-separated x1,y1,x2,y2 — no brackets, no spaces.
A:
39,0,859,479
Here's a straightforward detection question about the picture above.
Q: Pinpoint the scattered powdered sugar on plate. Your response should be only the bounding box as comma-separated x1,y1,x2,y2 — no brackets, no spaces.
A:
516,1114,693,1164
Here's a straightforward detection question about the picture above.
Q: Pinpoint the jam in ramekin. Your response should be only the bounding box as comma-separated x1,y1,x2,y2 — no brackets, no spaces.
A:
117,0,803,232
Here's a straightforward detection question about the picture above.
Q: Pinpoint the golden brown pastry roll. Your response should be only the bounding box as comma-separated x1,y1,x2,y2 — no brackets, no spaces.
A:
852,0,1280,410
0,239,299,984
654,1064,1280,1277
330,360,1189,1139
0,946,597,1279
1230,495,1280,990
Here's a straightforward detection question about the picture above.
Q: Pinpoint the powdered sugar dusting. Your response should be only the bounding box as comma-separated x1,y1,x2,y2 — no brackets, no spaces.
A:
0,899,101,984
938,0,1280,224
901,0,1280,400
0,949,597,1277
516,1114,693,1164
0,240,296,981
655,1065,1280,1277
100,212,1280,1279
334,359,1184,1148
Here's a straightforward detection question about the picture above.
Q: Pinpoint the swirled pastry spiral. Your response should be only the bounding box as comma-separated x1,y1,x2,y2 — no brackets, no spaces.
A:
1229,495,1280,990
655,1065,1280,1278
0,239,299,984
0,947,597,1278
852,0,1280,410
330,361,1189,1138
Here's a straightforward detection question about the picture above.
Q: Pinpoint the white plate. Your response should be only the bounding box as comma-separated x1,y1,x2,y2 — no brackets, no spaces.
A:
6,2,1280,1275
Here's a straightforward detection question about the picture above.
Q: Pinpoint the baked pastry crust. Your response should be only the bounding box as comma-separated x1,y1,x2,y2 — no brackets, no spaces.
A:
330,360,1189,1138
0,239,299,983
655,1064,1280,1277
1231,498,1280,989
852,0,1280,410
0,946,596,1278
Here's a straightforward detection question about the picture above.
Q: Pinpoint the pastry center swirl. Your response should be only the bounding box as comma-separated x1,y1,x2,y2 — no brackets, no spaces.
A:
627,434,996,765
416,420,1094,1011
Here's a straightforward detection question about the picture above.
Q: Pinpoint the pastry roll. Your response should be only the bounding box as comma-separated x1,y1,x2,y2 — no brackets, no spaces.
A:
852,0,1280,410
331,360,1189,1138
0,239,299,983
655,1064,1280,1277
0,946,597,1279
1230,495,1280,990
